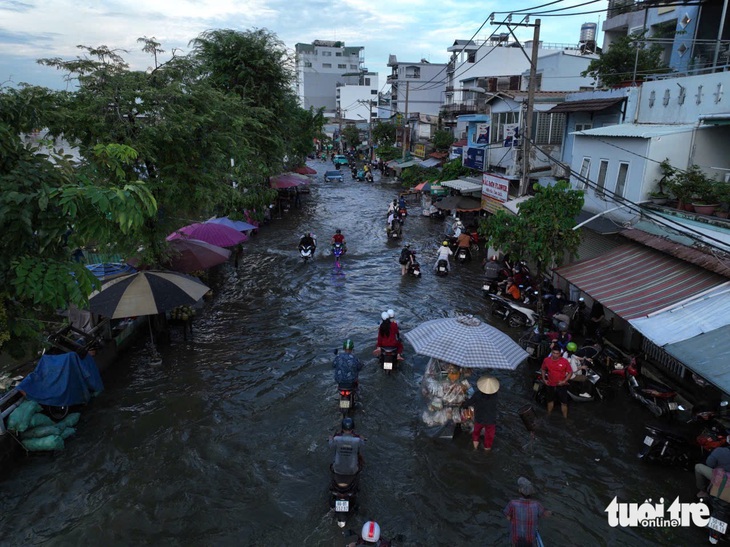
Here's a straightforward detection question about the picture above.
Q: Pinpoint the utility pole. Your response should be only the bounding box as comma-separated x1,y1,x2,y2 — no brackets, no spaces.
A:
401,81,410,160
491,16,541,196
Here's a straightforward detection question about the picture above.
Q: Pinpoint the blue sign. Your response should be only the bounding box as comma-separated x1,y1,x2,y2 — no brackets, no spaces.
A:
463,146,486,171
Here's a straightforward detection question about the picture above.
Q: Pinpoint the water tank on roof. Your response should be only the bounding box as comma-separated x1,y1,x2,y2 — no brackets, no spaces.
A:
580,23,597,44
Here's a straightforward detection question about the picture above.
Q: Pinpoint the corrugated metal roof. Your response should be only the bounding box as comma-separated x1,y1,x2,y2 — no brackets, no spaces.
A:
549,98,624,114
418,158,441,168
553,244,726,320
440,179,482,192
665,325,730,392
630,284,730,346
572,123,696,138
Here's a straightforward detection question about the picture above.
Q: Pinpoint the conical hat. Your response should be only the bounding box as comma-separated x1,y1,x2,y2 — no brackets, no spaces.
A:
477,376,500,395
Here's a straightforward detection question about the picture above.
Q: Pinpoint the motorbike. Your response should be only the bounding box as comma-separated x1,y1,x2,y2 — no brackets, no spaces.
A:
338,381,357,417
379,346,398,374
533,367,606,404
351,166,358,178
708,495,730,544
386,219,402,239
435,258,449,277
613,357,682,417
454,246,471,264
488,294,538,328
299,244,315,261
330,469,360,528
407,259,421,278
332,243,344,266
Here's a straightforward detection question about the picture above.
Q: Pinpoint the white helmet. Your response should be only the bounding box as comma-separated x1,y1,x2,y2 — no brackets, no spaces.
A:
387,309,395,318
381,311,389,321
362,521,381,542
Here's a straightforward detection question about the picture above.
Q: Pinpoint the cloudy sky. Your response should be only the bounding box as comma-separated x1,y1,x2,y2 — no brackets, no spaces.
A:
1,0,605,91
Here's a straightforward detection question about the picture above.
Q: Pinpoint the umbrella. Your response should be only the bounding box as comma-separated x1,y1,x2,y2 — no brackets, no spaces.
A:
206,216,257,232
270,174,307,189
432,196,482,212
166,222,247,247
165,238,231,273
294,165,317,175
403,315,529,370
85,262,137,281
88,270,210,319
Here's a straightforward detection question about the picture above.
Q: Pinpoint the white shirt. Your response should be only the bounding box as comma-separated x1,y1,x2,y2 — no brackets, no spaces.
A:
437,246,453,260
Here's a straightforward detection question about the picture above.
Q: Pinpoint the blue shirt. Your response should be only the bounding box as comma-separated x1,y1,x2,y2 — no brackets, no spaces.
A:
333,352,363,385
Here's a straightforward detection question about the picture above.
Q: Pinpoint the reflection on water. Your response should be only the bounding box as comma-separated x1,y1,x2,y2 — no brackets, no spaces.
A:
0,167,701,546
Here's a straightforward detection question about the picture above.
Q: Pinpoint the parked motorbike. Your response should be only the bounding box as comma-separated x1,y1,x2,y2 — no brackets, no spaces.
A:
330,470,360,528
299,244,315,261
488,294,538,328
708,495,730,544
407,259,421,278
613,357,682,417
435,259,449,277
379,346,398,374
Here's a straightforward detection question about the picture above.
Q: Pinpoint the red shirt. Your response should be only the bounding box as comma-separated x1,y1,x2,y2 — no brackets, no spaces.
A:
377,322,399,347
333,234,345,243
541,355,571,386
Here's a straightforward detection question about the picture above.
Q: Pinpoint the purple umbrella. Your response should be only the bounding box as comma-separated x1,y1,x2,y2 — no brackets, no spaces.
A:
206,216,256,232
166,223,247,247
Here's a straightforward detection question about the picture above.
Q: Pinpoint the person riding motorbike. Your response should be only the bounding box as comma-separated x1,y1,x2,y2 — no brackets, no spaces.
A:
453,218,464,238
375,311,404,359
298,232,316,253
399,244,416,276
329,417,365,477
456,231,472,259
504,277,521,301
434,240,453,273
332,229,347,254
483,255,504,282
334,339,363,387
349,521,392,546
387,199,397,215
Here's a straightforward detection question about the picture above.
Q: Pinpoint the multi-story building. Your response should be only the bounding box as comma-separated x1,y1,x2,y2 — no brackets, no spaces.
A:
386,55,447,118
294,40,366,114
336,71,379,123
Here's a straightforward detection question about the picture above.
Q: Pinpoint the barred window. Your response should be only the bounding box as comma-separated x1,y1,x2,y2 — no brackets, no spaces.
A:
490,111,519,144
533,112,565,145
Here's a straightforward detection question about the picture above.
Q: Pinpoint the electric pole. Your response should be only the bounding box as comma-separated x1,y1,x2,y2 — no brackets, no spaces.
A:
401,81,410,160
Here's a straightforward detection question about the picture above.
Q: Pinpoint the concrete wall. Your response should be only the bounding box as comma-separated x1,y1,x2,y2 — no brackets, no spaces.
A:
391,63,447,116
521,51,597,92
636,72,730,124
691,126,730,182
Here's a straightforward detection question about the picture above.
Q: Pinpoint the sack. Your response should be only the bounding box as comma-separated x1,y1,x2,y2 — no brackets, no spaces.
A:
7,400,42,433
29,413,54,428
21,435,65,452
60,427,76,440
21,425,61,439
55,412,81,429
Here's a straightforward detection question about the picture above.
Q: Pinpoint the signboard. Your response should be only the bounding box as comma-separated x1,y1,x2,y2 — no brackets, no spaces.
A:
475,123,490,144
503,123,520,147
450,146,463,161
463,146,486,171
414,143,426,158
482,172,510,202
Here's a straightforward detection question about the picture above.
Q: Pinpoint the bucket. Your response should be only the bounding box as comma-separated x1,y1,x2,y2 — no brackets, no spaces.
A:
519,404,537,432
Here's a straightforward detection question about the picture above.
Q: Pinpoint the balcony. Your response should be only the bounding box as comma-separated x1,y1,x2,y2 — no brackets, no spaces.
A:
440,103,481,115
387,74,398,84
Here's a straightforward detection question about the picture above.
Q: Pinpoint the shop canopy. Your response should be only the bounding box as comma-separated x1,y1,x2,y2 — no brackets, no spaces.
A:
553,244,726,321
665,325,730,393
270,174,308,189
439,179,482,193
432,195,482,212
418,158,442,168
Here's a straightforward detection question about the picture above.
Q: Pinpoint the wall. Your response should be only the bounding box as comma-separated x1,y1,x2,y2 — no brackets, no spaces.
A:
636,72,730,124
392,63,447,116
521,51,598,92
691,126,730,182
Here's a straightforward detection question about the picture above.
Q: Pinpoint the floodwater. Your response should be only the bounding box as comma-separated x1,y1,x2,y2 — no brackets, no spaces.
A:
0,163,704,546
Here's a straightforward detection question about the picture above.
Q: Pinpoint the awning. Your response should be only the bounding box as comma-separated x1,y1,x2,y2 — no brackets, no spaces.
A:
575,210,623,235
503,195,532,215
413,181,428,192
270,174,307,189
418,158,442,168
440,179,482,193
664,325,730,391
548,97,624,114
392,160,418,171
630,285,730,346
699,113,730,125
571,123,696,138
433,196,482,212
294,165,317,175
553,244,727,321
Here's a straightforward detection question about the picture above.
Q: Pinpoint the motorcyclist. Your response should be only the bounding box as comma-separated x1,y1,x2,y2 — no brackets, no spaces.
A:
298,232,316,253
434,240,453,273
334,339,364,387
387,211,398,235
375,311,404,358
331,229,347,254
453,218,464,238
349,521,392,546
483,255,504,282
399,244,416,276
504,277,521,300
387,199,397,215
456,230,472,260
329,417,365,477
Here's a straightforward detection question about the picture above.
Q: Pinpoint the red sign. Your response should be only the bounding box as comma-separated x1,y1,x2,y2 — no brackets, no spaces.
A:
482,173,510,202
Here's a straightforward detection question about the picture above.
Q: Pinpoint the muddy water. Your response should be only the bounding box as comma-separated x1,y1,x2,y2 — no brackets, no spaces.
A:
0,163,701,546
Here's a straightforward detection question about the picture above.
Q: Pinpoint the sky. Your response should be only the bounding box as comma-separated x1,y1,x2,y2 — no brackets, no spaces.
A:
0,0,606,92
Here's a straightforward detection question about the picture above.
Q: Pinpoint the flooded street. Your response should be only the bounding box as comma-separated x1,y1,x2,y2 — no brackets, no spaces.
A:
0,164,703,546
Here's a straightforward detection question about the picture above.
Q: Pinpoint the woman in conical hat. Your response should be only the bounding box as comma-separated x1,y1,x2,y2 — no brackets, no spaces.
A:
463,375,500,450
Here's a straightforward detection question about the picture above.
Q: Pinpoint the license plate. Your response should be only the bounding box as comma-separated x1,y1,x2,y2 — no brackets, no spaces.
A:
643,435,654,446
384,361,393,370
335,499,349,512
709,516,728,534
340,399,350,409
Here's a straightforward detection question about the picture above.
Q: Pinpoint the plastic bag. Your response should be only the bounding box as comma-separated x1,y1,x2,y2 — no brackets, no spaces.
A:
21,435,65,451
21,425,61,439
55,412,81,429
29,413,54,428
60,427,76,440
7,400,42,433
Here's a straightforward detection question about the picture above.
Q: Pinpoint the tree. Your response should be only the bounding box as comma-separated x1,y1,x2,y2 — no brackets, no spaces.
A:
581,32,670,87
341,125,362,151
479,181,584,321
372,121,396,149
432,130,454,151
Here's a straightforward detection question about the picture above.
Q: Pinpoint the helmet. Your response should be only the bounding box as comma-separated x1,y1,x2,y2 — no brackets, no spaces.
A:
336,229,342,234
381,311,389,321
490,255,498,261
557,322,568,332
306,232,312,237
566,342,578,353
405,243,411,248
341,417,354,431
442,241,449,247
362,521,381,542
343,339,354,350
387,309,395,318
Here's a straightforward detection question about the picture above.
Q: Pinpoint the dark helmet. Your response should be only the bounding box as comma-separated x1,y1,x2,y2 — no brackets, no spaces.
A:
336,229,342,234
341,417,354,431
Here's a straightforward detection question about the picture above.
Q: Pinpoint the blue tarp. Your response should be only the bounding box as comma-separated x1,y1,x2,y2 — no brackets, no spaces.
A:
18,353,104,406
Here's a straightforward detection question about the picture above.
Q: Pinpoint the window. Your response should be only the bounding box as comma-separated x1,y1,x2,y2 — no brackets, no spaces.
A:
490,111,519,144
533,112,565,145
350,64,358,69
322,51,332,56
336,52,342,57
304,62,312,68
405,66,421,79
615,162,629,196
371,89,377,95
596,160,609,198
323,63,332,68
467,52,476,63
579,158,591,189
364,77,370,86
338,64,346,69
575,123,592,132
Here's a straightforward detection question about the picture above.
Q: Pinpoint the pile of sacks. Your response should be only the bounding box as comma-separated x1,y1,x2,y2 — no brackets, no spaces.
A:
420,359,474,427
7,400,79,451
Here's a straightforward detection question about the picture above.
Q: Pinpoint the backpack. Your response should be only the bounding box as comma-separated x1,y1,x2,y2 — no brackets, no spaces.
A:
399,249,410,265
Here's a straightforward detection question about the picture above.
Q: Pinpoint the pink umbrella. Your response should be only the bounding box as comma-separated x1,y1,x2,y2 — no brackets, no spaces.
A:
165,238,231,273
270,174,307,189
295,165,317,175
167,223,248,247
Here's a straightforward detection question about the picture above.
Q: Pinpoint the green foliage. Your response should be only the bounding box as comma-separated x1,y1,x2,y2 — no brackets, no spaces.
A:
372,121,396,149
664,163,722,204
341,125,362,149
581,32,670,87
438,158,480,182
479,181,584,274
400,166,440,187
432,130,454,151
